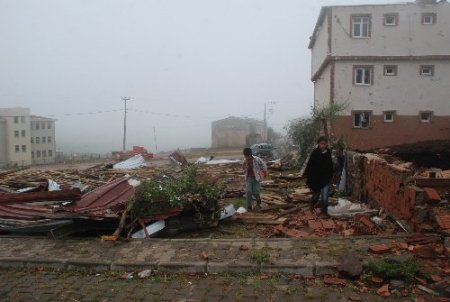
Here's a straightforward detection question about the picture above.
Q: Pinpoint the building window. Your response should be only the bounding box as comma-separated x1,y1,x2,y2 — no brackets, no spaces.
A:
383,111,395,123
41,123,45,129
384,65,397,76
20,116,25,123
37,150,41,158
351,15,370,38
31,137,34,144
31,151,34,158
14,116,18,123
21,145,26,152
420,111,432,123
14,130,19,137
354,66,373,85
36,123,40,130
351,15,371,38
21,130,26,137
383,14,398,26
15,145,20,152
420,65,434,76
36,137,40,144
353,111,371,128
42,150,47,157
422,13,436,25
42,137,46,143
47,123,52,129
48,150,53,157
30,122,34,130
48,136,52,143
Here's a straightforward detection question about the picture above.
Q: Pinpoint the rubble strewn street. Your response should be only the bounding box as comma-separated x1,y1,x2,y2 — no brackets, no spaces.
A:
0,149,449,300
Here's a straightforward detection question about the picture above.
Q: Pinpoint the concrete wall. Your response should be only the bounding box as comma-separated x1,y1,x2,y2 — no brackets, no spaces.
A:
311,11,330,76
330,3,450,57
333,60,450,116
314,64,331,109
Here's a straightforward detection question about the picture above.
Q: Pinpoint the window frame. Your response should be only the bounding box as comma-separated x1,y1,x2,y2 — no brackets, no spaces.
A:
383,111,395,123
353,65,374,86
21,145,26,152
13,116,19,123
15,145,20,152
48,136,52,143
21,130,26,137
420,65,434,76
383,13,398,26
383,65,398,76
36,150,41,158
352,111,372,129
48,150,53,157
36,137,40,144
420,111,432,123
422,13,436,25
351,14,371,38
14,130,19,137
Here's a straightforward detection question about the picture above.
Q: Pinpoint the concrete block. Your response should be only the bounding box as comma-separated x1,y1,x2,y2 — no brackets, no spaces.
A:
24,258,67,270
66,259,111,272
110,261,158,272
158,261,206,273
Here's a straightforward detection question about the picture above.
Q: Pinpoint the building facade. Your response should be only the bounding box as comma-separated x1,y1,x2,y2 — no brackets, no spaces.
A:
211,117,264,148
0,108,32,167
30,116,56,165
0,108,56,167
309,0,450,150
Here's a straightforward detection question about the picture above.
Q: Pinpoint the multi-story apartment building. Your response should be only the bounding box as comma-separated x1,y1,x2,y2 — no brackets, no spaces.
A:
309,0,450,150
0,108,56,167
30,115,56,165
0,108,32,167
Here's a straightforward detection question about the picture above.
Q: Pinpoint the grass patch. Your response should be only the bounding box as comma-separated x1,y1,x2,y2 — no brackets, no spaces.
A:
249,248,271,264
365,257,420,282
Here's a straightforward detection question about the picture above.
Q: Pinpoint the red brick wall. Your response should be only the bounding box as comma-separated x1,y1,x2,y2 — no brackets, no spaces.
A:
331,115,450,151
361,155,416,220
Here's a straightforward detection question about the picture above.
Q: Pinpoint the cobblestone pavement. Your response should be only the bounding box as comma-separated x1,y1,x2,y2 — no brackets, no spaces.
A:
0,236,410,274
0,268,420,302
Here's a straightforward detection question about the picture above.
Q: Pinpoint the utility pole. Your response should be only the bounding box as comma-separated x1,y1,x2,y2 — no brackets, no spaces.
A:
153,126,158,153
263,101,276,142
122,97,131,151
263,103,267,142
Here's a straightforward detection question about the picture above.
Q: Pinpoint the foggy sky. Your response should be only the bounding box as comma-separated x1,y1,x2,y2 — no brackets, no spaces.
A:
0,0,391,153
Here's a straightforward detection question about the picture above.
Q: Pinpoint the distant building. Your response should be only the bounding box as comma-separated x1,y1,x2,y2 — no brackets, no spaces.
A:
30,115,56,165
309,0,450,150
0,107,56,167
211,117,264,148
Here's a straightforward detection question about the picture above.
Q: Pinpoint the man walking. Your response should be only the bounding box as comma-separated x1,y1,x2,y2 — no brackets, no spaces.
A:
304,137,333,217
243,147,267,211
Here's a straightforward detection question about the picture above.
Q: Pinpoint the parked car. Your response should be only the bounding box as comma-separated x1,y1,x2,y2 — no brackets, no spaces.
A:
250,143,276,160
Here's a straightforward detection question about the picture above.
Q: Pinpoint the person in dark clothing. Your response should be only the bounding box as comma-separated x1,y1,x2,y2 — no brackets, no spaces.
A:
304,137,333,216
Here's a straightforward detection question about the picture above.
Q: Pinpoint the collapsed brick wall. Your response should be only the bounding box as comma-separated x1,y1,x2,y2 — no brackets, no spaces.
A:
346,151,423,223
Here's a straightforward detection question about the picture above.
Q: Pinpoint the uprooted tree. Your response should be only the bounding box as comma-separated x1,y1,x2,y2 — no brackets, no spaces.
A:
286,103,346,167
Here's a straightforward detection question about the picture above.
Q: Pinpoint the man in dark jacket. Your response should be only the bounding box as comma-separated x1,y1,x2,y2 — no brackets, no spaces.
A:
304,137,333,216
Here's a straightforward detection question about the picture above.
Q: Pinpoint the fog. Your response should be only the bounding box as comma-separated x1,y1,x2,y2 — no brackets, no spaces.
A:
0,0,391,153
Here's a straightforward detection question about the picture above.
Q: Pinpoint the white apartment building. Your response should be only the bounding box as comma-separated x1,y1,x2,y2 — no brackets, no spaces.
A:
0,108,32,167
309,0,450,150
0,108,56,167
30,115,56,165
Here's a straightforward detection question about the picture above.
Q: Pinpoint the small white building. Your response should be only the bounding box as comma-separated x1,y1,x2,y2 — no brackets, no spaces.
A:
309,0,450,150
0,108,56,167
